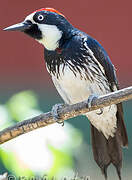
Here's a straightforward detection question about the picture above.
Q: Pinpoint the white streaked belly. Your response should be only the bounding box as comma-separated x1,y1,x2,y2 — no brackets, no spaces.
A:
51,64,117,139
51,64,110,104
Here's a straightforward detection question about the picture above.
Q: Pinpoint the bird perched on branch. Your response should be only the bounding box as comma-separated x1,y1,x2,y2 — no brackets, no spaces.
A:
4,8,128,180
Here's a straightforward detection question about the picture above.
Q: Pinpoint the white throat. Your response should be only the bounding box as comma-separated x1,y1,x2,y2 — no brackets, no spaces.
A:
37,24,62,51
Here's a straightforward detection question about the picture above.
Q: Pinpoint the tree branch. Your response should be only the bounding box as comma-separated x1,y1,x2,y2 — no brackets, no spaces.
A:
0,86,132,145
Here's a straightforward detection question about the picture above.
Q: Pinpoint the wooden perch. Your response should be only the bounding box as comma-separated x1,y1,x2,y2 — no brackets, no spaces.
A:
0,86,132,145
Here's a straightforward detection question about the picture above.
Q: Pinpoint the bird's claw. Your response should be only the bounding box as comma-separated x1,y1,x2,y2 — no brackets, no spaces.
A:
51,103,65,126
87,94,103,115
87,94,99,108
57,120,64,126
96,108,103,115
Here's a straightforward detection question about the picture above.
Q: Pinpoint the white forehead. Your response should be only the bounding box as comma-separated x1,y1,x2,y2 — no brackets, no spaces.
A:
25,12,36,23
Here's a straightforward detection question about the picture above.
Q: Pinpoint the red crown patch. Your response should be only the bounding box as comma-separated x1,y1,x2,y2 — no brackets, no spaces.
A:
33,8,65,17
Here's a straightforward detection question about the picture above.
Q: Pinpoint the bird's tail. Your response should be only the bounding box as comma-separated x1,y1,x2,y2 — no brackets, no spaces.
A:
90,104,128,180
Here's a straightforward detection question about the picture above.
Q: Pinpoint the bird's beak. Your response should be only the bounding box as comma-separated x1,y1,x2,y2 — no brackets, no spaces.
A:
3,21,32,32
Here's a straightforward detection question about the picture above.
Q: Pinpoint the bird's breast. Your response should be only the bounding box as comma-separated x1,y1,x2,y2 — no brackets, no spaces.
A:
50,63,110,105
49,62,117,138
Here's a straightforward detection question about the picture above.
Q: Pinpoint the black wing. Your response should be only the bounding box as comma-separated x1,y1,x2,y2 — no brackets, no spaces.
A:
85,35,128,179
86,36,118,91
86,35,128,146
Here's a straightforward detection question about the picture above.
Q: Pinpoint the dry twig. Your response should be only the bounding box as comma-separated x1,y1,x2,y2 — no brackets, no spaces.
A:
0,86,132,145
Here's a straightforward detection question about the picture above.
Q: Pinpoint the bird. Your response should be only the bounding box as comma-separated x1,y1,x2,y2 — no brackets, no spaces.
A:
4,8,128,180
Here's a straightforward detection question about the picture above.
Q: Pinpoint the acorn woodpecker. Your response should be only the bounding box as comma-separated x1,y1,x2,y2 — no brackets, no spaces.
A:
4,8,128,180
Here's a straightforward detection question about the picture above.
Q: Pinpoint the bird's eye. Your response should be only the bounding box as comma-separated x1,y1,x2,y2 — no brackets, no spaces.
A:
38,15,44,21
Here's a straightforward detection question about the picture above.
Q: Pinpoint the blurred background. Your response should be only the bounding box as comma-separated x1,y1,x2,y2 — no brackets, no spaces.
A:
0,0,132,179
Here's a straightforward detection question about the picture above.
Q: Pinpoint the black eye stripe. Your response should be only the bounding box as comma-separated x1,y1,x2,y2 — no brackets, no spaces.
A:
25,20,32,25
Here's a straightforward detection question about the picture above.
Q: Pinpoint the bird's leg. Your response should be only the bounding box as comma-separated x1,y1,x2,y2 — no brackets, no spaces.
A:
87,94,103,115
51,103,66,126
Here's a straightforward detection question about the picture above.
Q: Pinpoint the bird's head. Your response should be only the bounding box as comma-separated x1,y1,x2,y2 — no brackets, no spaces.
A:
4,8,73,51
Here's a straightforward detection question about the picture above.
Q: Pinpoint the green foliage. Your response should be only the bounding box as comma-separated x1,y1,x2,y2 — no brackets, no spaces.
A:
6,91,39,121
0,91,83,178
0,148,33,176
0,90,131,179
48,145,73,177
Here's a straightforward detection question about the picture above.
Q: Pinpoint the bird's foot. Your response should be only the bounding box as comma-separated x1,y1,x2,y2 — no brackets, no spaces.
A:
51,103,65,126
87,94,103,115
96,108,103,115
